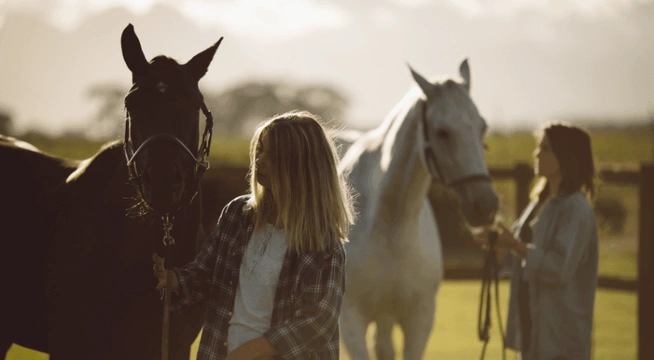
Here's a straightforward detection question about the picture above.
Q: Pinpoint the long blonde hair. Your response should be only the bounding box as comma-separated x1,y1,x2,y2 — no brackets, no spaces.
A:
246,111,355,253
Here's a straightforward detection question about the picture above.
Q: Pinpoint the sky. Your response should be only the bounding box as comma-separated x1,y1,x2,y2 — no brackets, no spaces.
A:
0,0,653,135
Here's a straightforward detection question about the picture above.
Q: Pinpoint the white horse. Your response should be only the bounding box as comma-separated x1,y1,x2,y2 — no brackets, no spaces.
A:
338,59,498,360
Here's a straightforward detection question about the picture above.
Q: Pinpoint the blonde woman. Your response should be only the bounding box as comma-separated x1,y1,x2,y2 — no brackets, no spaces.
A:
476,123,599,360
153,111,355,360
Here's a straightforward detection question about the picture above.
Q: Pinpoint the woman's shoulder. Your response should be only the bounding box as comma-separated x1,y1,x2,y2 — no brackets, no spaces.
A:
223,194,253,214
556,191,594,217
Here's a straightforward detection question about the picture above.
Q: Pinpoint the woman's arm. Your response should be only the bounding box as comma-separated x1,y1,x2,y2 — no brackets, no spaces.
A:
521,195,596,285
171,200,238,312
262,242,346,358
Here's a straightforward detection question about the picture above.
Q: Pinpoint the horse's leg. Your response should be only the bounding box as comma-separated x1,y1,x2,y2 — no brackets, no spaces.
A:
374,315,395,360
400,294,436,360
171,305,206,360
340,302,371,360
0,304,14,357
0,337,11,359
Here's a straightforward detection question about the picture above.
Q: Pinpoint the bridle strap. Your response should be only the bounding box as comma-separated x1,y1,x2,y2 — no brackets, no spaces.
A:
123,101,213,168
198,102,214,164
124,133,207,167
419,100,492,187
122,99,214,216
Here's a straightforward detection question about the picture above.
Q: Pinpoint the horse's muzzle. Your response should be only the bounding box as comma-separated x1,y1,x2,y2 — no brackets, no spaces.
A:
454,181,499,227
141,162,186,214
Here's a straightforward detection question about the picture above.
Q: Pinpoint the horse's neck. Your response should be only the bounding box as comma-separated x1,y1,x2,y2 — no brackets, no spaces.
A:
373,99,432,223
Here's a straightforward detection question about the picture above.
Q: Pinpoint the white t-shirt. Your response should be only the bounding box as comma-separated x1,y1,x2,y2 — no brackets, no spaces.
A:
227,224,287,354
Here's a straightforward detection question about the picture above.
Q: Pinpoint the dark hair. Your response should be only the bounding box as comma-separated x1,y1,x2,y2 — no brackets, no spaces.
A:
532,122,596,202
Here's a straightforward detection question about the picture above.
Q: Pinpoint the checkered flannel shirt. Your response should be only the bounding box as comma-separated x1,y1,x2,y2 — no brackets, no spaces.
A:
172,195,346,360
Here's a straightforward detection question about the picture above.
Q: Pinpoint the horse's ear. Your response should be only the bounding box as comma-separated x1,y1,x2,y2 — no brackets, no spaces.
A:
121,24,148,78
184,37,224,81
408,63,439,100
459,58,470,92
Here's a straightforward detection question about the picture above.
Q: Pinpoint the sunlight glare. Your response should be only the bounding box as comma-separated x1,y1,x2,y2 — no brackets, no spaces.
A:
180,0,348,39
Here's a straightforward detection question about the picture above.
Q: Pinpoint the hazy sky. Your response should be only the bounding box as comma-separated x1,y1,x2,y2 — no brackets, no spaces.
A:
1,0,653,135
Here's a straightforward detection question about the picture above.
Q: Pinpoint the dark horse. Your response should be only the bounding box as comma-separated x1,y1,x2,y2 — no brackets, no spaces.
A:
1,24,222,359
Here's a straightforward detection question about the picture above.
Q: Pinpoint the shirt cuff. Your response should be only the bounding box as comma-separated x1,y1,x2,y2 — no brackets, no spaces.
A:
521,244,545,282
170,268,191,313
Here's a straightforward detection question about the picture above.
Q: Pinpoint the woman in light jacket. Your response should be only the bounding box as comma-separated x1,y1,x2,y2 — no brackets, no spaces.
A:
476,122,599,360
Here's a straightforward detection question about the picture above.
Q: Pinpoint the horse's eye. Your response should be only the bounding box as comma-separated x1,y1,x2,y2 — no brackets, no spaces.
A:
435,129,449,140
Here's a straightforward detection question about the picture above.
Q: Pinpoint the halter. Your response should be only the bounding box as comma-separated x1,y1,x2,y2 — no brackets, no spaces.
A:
420,100,492,187
122,99,214,217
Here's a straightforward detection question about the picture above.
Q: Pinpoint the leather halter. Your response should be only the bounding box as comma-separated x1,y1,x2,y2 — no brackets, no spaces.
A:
419,100,491,187
123,100,214,216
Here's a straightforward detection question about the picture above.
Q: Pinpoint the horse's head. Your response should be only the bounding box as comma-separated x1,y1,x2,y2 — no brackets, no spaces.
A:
121,24,222,216
410,60,498,226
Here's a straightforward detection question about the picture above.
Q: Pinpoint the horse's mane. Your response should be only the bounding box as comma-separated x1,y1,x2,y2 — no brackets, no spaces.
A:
0,136,79,196
65,140,123,185
62,140,150,219
0,134,41,152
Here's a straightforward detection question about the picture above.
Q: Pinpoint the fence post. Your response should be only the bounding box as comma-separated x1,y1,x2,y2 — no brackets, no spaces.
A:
639,162,654,360
514,163,534,217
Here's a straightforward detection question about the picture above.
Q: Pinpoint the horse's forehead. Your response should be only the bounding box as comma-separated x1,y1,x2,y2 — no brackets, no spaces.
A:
127,65,199,105
137,57,195,94
429,86,481,128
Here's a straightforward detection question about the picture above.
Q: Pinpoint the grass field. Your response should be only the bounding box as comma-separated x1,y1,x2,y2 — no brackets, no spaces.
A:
7,280,636,359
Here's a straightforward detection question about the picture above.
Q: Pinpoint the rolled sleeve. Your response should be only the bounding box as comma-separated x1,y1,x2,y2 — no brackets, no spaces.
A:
264,244,345,358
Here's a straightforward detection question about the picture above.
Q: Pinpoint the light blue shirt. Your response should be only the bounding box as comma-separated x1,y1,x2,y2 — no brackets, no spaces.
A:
503,191,599,360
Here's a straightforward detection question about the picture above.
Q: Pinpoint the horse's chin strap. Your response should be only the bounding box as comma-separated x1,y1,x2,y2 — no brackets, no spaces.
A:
420,101,445,183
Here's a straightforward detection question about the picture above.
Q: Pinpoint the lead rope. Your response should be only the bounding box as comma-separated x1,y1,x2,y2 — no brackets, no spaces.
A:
161,214,176,360
477,230,506,360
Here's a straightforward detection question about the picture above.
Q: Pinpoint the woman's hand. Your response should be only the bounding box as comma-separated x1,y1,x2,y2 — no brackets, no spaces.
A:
152,253,180,292
225,337,280,360
474,223,518,250
474,223,527,259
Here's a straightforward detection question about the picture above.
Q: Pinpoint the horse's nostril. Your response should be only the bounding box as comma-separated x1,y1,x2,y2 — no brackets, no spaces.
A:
142,166,152,185
473,200,483,216
488,210,497,223
174,165,184,183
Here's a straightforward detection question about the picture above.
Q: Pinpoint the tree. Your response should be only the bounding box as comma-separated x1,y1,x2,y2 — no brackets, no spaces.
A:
204,81,349,138
0,108,14,135
85,80,350,139
86,83,128,139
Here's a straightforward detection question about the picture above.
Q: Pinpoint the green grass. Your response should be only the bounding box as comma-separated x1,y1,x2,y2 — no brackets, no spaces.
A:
7,281,636,360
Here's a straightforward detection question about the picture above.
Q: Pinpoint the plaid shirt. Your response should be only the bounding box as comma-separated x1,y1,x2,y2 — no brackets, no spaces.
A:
172,195,345,360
